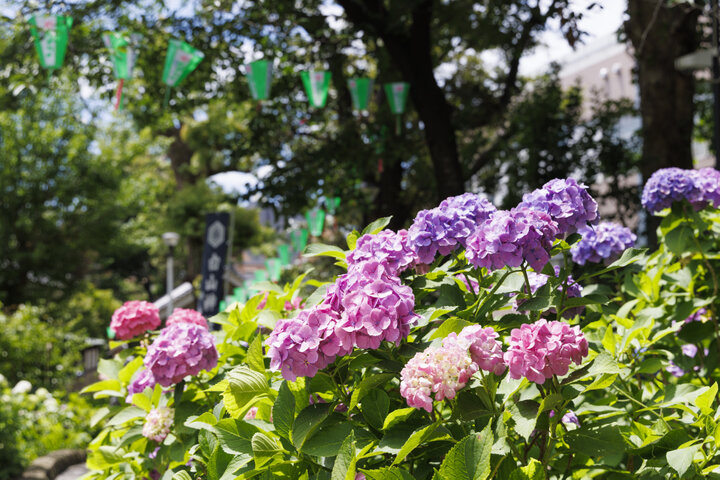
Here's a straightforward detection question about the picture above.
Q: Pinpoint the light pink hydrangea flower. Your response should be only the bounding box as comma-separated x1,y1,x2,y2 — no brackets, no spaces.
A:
166,308,208,329
110,300,161,340
142,407,174,442
144,323,218,387
244,406,258,420
504,319,588,384
456,325,506,375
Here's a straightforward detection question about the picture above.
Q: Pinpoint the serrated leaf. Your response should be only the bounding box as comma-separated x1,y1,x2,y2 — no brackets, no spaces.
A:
118,357,144,384
97,358,121,381
361,216,392,235
107,406,146,426
694,382,718,414
331,432,357,480
508,459,544,480
213,418,260,455
436,423,493,480
303,243,347,259
292,403,331,449
382,408,416,430
302,420,353,457
252,432,281,468
172,472,193,480
273,381,296,440
80,379,122,395
392,423,439,465
508,401,539,441
223,365,270,419
247,335,265,373
362,467,416,480
347,230,360,250
362,389,390,430
130,392,152,412
349,373,395,411
583,373,617,393
667,444,701,476
430,317,473,340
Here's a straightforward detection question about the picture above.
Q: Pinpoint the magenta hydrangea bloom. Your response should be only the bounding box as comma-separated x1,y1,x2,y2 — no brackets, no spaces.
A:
465,208,558,272
571,222,636,265
166,308,208,329
126,368,156,403
144,323,218,387
456,325,506,375
641,168,700,214
347,229,416,274
400,339,478,412
408,193,496,264
519,178,598,236
110,300,161,340
142,407,174,442
513,266,584,319
504,319,588,384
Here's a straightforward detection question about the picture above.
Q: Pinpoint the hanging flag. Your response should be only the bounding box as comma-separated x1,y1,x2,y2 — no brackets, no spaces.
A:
161,39,204,107
254,270,268,283
266,258,282,282
290,229,309,253
347,77,373,112
306,209,326,237
325,197,341,215
102,32,142,110
384,82,410,134
277,244,291,266
233,287,248,303
301,71,331,108
245,59,273,101
28,15,73,72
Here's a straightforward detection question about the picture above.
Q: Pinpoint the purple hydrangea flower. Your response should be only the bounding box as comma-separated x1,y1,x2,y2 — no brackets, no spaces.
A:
408,193,496,264
681,344,698,358
562,410,580,426
514,266,584,319
690,168,720,209
144,323,218,387
518,178,598,237
641,168,700,214
347,229,416,274
465,208,558,272
126,368,156,403
571,222,636,265
666,362,685,377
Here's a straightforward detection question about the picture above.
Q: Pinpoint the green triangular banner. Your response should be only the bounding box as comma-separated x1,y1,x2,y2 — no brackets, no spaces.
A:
384,82,410,115
347,77,373,111
306,209,326,237
277,244,291,266
246,59,273,100
162,39,204,88
266,258,282,282
301,71,331,108
103,32,141,80
28,15,73,70
290,229,309,253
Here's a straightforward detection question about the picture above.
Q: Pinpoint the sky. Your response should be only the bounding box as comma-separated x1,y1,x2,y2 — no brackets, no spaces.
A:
211,1,628,196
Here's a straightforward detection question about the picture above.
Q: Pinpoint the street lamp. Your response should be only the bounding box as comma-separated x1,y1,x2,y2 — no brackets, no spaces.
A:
162,232,180,313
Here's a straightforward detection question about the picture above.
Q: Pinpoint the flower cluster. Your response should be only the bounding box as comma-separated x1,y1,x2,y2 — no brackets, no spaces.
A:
641,167,720,214
110,301,161,340
400,325,505,412
465,208,558,272
144,323,218,387
267,261,419,381
408,193,496,264
519,178,598,236
347,229,416,274
514,266,584,319
166,308,208,329
571,222,636,265
504,319,588,384
126,368,156,403
142,407,174,442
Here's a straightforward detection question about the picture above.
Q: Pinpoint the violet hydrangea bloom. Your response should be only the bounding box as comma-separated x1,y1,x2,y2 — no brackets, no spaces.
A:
641,168,700,214
126,368,156,403
144,323,218,387
519,178,598,236
110,300,161,340
571,222,636,265
456,325,506,375
166,308,208,329
408,193,496,264
142,407,174,442
347,229,416,274
465,208,558,272
504,319,588,384
690,167,720,209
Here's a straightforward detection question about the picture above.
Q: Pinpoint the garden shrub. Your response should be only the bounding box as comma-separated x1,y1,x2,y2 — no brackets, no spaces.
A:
83,168,720,479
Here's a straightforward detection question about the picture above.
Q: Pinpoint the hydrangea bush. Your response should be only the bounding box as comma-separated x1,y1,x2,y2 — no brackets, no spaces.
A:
83,169,720,479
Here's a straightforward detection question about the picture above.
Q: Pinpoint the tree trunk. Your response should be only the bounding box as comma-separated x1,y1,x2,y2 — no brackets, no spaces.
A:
625,0,699,244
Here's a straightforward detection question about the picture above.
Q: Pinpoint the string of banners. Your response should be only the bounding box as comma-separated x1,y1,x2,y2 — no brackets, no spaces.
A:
27,17,411,125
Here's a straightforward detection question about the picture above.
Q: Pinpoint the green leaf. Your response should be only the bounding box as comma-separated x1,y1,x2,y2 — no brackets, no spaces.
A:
130,393,152,412
430,317,473,340
508,401,539,441
349,373,395,411
247,335,265,373
213,418,261,455
303,243,347,259
273,381,296,440
172,472,193,480
346,230,360,250
392,423,439,465
252,432,282,468
583,373,617,393
564,425,626,466
86,446,124,469
588,248,647,277
362,216,392,235
665,226,694,256
538,393,563,414
302,420,353,457
436,423,493,480
508,459,544,480
331,432,356,480
118,356,144,384
362,389,390,430
292,403,331,450
694,382,718,414
518,296,552,312
223,365,270,419
107,406,146,426
97,358,121,381
184,411,218,430
80,379,122,395
362,467,416,480
382,408,416,430
667,444,702,476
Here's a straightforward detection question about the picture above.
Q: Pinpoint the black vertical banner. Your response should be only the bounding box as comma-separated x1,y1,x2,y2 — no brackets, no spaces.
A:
198,212,230,317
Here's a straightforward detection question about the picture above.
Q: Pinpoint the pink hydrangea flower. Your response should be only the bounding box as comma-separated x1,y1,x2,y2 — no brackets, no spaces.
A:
110,301,161,340
284,296,303,311
144,323,218,387
400,336,479,412
142,407,174,442
456,325,506,375
347,229,417,275
244,406,258,420
166,308,208,329
504,319,588,384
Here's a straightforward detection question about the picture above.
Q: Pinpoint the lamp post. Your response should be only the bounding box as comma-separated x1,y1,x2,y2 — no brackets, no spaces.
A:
162,232,180,314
